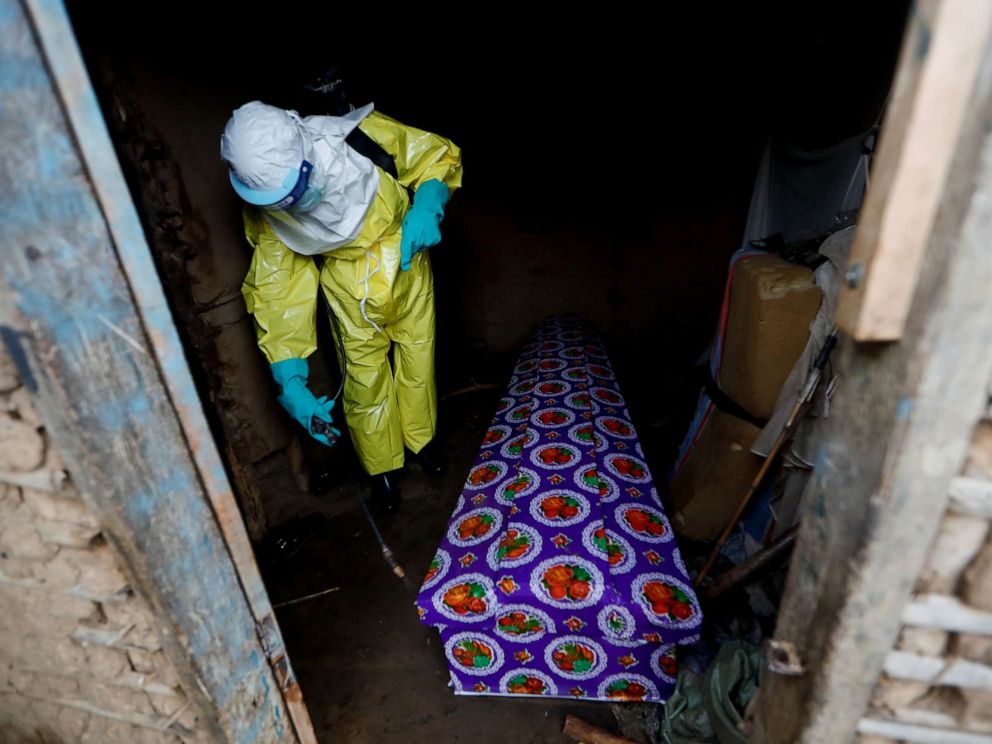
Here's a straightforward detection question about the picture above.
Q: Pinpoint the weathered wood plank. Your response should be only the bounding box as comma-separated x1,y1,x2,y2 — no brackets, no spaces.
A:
857,718,992,744
884,707,959,730
950,476,992,519
750,9,992,742
919,514,990,593
837,0,992,340
0,2,297,742
902,595,992,635
884,650,992,689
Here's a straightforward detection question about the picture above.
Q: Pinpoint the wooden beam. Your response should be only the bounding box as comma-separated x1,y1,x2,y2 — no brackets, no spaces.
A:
836,0,992,341
750,9,992,741
857,719,992,744
0,2,300,741
949,476,992,518
902,595,992,635
884,650,992,689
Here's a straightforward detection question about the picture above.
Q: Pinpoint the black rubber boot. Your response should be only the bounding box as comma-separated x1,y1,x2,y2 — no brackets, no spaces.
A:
413,440,446,477
369,472,401,516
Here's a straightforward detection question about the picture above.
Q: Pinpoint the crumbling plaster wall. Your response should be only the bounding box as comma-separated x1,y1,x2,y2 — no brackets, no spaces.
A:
0,349,211,743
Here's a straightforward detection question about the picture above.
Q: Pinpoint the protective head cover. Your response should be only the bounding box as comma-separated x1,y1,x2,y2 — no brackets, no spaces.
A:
221,101,380,255
221,102,311,209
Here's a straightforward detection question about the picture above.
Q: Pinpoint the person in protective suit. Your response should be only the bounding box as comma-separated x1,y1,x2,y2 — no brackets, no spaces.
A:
220,100,462,512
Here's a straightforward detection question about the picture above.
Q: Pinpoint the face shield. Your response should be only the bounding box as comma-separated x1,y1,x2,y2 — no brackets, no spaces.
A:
228,159,315,210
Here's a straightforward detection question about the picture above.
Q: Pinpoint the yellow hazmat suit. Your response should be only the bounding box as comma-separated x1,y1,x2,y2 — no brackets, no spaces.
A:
242,112,462,475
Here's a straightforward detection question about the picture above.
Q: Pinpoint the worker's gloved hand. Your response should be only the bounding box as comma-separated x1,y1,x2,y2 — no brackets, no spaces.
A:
270,358,339,446
400,179,449,271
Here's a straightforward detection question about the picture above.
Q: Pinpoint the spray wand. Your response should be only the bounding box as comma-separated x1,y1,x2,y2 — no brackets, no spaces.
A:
310,416,406,580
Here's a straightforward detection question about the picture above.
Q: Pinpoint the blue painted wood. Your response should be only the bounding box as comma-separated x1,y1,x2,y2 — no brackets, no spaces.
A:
22,7,314,738
0,2,297,742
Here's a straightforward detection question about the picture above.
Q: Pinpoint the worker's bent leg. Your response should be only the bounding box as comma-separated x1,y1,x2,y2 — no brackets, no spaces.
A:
321,263,405,476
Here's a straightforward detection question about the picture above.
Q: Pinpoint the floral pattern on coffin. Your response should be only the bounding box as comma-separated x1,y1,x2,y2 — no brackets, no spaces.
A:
418,318,701,702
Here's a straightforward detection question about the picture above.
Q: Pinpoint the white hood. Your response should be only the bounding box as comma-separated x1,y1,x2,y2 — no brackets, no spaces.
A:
263,104,381,255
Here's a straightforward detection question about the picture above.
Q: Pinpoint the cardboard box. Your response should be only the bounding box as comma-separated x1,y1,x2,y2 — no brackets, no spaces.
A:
719,256,821,421
669,408,763,541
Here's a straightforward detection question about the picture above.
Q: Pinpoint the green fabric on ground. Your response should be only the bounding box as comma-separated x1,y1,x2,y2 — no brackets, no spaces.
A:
662,642,763,744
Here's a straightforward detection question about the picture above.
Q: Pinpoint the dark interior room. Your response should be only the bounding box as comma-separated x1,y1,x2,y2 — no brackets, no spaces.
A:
64,4,910,740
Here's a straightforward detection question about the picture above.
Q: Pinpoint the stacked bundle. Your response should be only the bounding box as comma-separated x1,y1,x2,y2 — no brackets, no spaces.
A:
669,247,823,543
416,318,701,702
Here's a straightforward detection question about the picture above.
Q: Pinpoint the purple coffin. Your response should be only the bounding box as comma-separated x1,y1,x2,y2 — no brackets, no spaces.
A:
416,317,701,702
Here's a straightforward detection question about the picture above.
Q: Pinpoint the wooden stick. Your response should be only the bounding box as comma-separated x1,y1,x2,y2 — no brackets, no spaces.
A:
562,715,638,744
857,718,992,744
272,586,341,609
694,424,791,587
695,333,836,587
701,525,799,600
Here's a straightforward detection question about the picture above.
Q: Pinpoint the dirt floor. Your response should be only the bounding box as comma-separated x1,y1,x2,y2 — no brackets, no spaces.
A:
262,388,644,744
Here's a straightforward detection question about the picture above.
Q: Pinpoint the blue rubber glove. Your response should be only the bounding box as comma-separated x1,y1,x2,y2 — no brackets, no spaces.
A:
400,179,449,271
270,358,339,446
